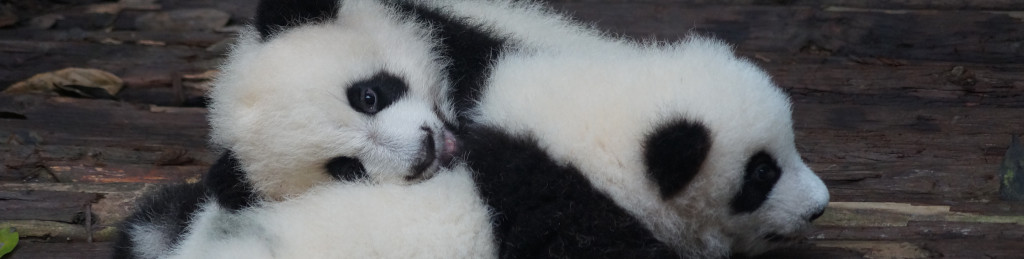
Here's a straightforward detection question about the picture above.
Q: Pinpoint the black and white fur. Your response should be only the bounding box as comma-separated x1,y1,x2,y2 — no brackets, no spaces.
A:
464,44,830,258
115,0,830,258
208,0,461,201
387,0,831,257
113,0,494,258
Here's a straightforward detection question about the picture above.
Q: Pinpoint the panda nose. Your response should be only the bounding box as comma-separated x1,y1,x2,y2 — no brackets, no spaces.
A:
808,207,826,222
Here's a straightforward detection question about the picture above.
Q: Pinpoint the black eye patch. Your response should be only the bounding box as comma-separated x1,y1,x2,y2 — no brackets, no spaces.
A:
346,72,408,115
731,152,782,214
324,156,368,181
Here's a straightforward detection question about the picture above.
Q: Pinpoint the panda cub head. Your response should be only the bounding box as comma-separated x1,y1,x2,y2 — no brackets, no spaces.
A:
208,0,458,200
474,37,829,257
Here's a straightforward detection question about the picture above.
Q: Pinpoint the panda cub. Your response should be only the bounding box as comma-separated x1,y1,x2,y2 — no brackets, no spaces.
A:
387,0,831,257
113,0,493,258
463,44,830,258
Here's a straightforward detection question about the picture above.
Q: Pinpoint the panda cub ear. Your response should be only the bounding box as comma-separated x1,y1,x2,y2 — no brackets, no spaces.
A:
643,120,712,199
254,0,340,41
204,151,257,211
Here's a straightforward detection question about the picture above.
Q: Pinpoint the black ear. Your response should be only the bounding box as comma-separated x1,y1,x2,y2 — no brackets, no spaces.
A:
325,156,367,181
204,151,258,211
255,0,340,41
644,120,712,199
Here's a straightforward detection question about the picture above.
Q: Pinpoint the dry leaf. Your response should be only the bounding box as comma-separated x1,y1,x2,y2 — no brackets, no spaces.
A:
4,68,124,97
28,14,63,29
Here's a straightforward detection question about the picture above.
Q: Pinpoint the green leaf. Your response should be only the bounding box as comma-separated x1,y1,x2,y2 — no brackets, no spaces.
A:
1000,135,1024,201
0,227,18,257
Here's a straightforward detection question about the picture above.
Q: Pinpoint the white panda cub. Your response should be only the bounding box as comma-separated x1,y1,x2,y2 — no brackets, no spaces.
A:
383,0,830,257
113,0,493,258
461,41,831,258
207,0,460,203
384,0,628,125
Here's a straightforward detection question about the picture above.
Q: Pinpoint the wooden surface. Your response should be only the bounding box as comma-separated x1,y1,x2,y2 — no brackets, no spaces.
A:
1,0,1022,258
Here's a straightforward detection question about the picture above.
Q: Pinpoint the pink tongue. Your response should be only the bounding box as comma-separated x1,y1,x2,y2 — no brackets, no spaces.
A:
437,128,458,167
443,129,458,155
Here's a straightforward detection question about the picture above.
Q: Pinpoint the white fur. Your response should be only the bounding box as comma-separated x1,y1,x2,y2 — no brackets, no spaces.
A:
396,0,830,255
152,0,827,258
155,1,498,258
208,0,456,200
127,224,176,259
166,166,495,259
471,38,830,257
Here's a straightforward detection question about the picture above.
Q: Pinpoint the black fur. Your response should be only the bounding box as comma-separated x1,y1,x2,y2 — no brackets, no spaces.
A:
643,120,712,199
390,2,509,125
205,152,258,211
324,156,367,181
112,183,208,259
254,0,340,41
346,72,409,115
461,125,679,258
731,152,782,214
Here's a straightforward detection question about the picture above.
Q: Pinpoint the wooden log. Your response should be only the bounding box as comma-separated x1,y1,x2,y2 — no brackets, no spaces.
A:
0,191,99,223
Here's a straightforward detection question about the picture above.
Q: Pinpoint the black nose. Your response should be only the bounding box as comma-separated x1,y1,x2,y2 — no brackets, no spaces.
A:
808,207,826,222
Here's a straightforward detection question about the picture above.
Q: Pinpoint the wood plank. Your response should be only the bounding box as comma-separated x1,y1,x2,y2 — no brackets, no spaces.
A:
787,102,1022,204
0,39,221,106
6,241,113,259
806,239,1024,258
43,163,205,184
0,191,100,222
548,0,1024,11
814,221,1024,240
0,182,156,234
1,144,213,169
795,103,1024,134
0,220,89,242
750,53,1024,107
1,144,213,185
0,29,228,48
552,4,1024,63
0,95,209,148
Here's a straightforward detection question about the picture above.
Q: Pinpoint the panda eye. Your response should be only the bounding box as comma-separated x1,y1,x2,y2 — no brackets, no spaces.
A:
361,88,378,112
731,152,783,213
346,72,409,115
753,163,779,182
